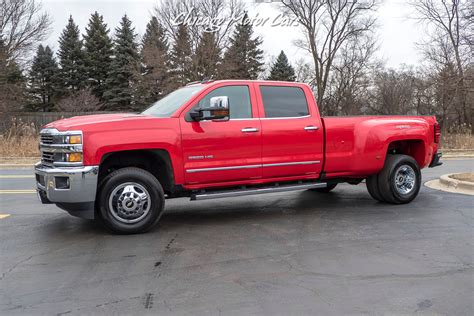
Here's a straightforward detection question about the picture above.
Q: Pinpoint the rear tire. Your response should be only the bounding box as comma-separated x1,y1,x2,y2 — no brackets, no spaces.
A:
97,167,165,234
377,155,421,204
366,175,384,202
309,183,337,193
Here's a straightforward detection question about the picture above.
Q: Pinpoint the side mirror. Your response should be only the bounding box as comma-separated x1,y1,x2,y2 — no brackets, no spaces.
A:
190,96,230,121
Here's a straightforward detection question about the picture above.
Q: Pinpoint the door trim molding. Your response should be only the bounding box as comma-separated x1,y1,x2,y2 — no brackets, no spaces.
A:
186,161,321,173
186,164,261,173
262,161,320,167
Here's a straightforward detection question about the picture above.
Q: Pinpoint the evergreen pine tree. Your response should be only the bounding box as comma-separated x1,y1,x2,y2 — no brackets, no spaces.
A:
169,24,193,87
0,36,26,112
136,16,170,106
103,15,140,110
194,31,221,80
220,15,264,79
83,12,113,100
57,15,86,94
267,50,296,81
142,17,168,53
0,36,11,86
28,45,59,111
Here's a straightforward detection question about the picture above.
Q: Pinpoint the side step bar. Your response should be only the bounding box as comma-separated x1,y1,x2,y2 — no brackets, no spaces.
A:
191,182,327,201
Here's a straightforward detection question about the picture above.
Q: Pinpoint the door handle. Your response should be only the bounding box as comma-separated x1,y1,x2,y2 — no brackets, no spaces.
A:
241,127,259,133
304,126,319,131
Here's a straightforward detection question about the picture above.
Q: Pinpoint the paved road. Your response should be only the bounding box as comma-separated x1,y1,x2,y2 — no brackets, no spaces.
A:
0,160,473,315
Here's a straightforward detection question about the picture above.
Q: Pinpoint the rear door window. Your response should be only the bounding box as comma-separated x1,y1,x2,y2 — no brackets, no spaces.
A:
260,86,309,118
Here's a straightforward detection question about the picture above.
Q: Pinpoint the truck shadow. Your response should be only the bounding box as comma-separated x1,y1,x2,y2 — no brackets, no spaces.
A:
156,188,420,232
40,185,439,236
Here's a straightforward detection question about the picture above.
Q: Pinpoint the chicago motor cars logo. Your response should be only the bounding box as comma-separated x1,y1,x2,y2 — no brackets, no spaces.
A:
171,5,299,33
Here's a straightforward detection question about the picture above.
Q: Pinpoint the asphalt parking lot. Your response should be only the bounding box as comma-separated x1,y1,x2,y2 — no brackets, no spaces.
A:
0,160,473,315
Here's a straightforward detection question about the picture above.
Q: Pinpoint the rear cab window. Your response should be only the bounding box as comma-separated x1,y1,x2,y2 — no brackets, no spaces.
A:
259,86,309,118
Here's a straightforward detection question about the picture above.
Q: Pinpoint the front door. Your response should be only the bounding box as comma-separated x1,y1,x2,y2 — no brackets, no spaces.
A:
256,83,324,179
180,84,262,185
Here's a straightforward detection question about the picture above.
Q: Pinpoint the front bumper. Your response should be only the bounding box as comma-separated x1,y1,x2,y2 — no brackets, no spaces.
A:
35,163,99,218
35,162,99,203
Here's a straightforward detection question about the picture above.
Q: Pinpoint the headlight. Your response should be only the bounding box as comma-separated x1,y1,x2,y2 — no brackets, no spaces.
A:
39,129,84,167
66,135,82,144
52,134,82,145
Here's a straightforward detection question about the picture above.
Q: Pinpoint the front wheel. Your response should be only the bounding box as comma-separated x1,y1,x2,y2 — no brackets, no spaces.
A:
377,155,421,204
97,167,165,234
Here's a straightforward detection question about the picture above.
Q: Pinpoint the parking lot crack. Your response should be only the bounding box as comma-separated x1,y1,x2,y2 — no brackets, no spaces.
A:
0,241,95,281
165,233,178,250
54,295,142,315
452,208,474,226
0,255,35,281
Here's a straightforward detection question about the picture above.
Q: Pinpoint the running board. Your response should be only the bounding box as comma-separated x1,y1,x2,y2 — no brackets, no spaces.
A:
191,182,327,201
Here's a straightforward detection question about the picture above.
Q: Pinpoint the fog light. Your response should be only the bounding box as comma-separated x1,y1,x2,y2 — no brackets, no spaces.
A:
67,152,82,162
55,176,70,189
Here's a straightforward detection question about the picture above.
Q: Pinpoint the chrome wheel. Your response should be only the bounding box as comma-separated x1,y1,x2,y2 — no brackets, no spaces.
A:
108,182,151,224
394,165,416,195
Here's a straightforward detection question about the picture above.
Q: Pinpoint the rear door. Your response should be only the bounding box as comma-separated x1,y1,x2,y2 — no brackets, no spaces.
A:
256,83,324,179
180,83,262,185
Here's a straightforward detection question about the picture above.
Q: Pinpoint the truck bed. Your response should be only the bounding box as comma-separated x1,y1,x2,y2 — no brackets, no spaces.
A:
322,116,438,178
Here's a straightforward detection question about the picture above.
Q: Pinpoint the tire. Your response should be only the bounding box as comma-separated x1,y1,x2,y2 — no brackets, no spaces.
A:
377,155,421,204
97,167,165,234
309,183,337,193
366,174,385,202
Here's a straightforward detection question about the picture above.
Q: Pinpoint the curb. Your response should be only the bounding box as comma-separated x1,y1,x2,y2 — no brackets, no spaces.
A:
0,164,34,167
443,154,474,158
425,173,474,196
439,174,474,191
0,164,35,169
441,149,474,159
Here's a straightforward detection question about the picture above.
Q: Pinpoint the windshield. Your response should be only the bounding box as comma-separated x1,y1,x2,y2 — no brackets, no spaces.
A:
142,85,204,117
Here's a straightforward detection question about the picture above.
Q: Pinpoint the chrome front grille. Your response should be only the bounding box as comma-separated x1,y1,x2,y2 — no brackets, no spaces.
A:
40,134,54,145
41,151,55,166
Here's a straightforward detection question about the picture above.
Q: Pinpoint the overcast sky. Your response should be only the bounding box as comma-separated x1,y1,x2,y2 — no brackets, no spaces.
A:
41,0,426,69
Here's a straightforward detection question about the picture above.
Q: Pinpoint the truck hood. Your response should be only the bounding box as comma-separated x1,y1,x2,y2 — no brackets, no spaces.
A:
44,113,160,131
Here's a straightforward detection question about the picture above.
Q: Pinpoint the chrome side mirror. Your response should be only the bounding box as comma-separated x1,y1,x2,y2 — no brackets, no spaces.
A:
190,96,230,121
209,96,229,109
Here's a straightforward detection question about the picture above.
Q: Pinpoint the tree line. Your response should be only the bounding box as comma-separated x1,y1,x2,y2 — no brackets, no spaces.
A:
2,9,284,112
1,0,472,133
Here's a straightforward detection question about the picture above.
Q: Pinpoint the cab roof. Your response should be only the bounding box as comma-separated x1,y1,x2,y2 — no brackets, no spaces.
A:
186,79,306,87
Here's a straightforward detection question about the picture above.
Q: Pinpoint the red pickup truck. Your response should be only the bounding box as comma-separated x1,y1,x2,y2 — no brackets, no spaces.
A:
35,80,442,234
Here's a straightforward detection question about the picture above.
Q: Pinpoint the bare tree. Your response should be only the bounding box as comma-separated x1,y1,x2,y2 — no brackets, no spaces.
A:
154,0,196,42
411,0,472,131
412,0,470,79
57,89,102,112
294,58,315,87
197,0,245,48
324,33,378,115
367,67,418,116
433,63,459,127
280,0,378,114
0,0,51,62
